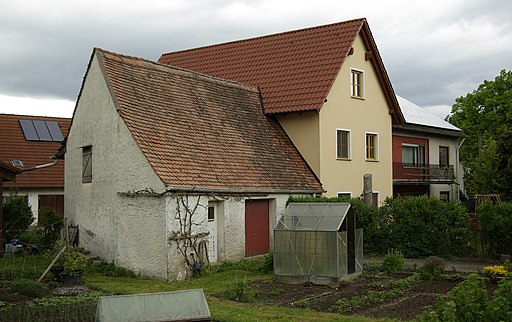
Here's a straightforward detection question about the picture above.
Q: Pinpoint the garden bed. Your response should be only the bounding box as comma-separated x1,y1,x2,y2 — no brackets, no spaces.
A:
248,273,496,321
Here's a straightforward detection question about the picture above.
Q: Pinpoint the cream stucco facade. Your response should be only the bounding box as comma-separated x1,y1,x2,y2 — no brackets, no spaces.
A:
65,54,311,279
278,34,393,201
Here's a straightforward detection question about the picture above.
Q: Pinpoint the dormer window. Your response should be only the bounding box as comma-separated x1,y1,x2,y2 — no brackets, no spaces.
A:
350,69,364,99
11,160,23,168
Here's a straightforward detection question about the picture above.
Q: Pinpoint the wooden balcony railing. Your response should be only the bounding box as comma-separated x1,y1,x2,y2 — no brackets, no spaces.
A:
393,163,455,182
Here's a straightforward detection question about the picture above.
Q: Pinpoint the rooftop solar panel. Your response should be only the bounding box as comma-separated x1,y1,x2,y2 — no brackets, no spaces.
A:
32,120,52,141
46,121,64,141
19,119,39,140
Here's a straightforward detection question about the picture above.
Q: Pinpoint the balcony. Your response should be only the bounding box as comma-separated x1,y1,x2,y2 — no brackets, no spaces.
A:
393,163,455,183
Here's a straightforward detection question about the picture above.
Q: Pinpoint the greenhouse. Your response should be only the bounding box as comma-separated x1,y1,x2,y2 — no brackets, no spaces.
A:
274,203,363,285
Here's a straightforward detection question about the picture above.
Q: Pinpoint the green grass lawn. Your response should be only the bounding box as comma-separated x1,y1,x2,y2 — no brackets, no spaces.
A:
0,254,390,321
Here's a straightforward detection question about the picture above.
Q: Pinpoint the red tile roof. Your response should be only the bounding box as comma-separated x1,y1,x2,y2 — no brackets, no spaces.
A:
0,114,70,188
159,18,404,123
95,49,323,193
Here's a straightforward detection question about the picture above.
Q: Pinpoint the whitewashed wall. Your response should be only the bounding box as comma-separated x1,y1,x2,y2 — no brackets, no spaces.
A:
65,54,167,278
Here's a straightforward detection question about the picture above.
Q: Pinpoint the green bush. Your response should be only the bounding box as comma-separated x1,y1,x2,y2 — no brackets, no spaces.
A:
421,274,488,321
13,279,47,298
18,229,43,245
382,249,404,274
477,202,512,257
261,252,273,273
219,277,257,303
488,278,512,321
2,191,34,243
37,207,63,246
377,196,469,257
419,256,445,280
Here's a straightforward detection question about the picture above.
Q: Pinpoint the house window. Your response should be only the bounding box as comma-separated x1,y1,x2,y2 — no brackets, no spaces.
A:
350,69,364,98
439,146,449,167
337,192,352,199
402,144,426,167
365,133,378,161
439,191,450,202
82,146,92,183
208,205,215,222
372,192,380,208
336,129,351,159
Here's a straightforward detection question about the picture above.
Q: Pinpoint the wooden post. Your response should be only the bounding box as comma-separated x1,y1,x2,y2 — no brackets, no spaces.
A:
363,174,373,207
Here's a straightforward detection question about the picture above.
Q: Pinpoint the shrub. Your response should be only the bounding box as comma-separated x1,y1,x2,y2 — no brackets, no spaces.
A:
382,249,404,274
488,278,512,321
419,256,445,280
377,196,469,257
477,202,512,257
18,229,43,245
219,277,257,303
37,207,63,246
13,279,47,298
421,274,488,321
261,252,273,273
2,191,34,243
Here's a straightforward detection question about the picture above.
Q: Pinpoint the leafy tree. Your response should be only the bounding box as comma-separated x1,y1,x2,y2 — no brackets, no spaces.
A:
448,69,512,200
2,190,34,243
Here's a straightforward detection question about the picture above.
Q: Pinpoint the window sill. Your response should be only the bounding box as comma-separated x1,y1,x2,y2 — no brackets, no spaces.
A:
365,159,379,162
351,96,365,100
337,158,352,161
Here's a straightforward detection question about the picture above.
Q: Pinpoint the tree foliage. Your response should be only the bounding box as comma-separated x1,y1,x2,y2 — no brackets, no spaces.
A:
448,69,512,199
2,191,34,243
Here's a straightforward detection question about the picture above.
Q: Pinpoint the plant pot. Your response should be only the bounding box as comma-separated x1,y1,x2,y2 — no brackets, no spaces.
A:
61,271,83,285
50,266,64,280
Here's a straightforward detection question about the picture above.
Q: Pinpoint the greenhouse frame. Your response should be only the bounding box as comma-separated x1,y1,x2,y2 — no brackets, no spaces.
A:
274,203,363,285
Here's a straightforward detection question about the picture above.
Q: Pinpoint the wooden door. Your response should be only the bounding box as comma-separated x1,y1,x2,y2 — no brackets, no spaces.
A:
245,200,269,257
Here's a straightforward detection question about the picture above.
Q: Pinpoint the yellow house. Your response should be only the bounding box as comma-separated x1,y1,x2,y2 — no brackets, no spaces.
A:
159,18,404,202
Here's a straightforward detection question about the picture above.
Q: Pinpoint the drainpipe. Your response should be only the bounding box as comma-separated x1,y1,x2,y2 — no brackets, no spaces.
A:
455,137,466,198
18,157,58,172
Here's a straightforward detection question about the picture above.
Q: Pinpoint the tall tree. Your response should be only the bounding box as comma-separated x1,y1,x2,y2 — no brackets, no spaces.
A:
448,70,512,200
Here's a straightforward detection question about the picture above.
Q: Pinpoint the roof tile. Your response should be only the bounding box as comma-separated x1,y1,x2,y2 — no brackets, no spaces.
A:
0,114,70,188
96,49,322,192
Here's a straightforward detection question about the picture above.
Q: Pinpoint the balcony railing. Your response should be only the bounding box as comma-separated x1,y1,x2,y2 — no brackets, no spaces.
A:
393,163,455,183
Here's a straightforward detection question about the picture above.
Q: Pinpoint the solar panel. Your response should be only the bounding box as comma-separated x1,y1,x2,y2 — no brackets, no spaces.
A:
46,121,64,141
19,119,39,140
32,120,52,141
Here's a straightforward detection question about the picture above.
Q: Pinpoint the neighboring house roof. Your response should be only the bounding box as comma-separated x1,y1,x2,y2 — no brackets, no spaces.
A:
396,96,463,137
0,161,20,182
159,18,404,123
0,114,70,189
92,48,322,193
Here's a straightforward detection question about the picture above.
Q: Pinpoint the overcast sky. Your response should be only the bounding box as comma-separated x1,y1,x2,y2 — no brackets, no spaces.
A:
0,0,510,119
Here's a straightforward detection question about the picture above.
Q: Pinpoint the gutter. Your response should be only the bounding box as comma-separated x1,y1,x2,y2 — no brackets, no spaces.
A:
165,185,323,195
455,137,466,190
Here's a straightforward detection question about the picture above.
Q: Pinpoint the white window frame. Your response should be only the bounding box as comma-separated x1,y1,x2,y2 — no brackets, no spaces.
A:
350,68,365,99
336,128,352,160
372,191,380,208
337,192,352,199
365,132,379,161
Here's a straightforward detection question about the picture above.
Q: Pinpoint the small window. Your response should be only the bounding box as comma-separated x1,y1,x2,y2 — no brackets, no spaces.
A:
336,129,351,159
365,133,378,161
208,205,215,222
439,146,449,167
372,192,380,208
350,69,364,98
337,192,352,199
82,146,92,183
439,191,450,202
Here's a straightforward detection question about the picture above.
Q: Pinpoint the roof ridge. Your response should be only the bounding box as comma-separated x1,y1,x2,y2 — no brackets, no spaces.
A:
96,48,259,93
160,18,366,58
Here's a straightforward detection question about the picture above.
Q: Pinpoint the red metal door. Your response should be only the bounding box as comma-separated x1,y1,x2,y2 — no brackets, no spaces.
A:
245,200,269,257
